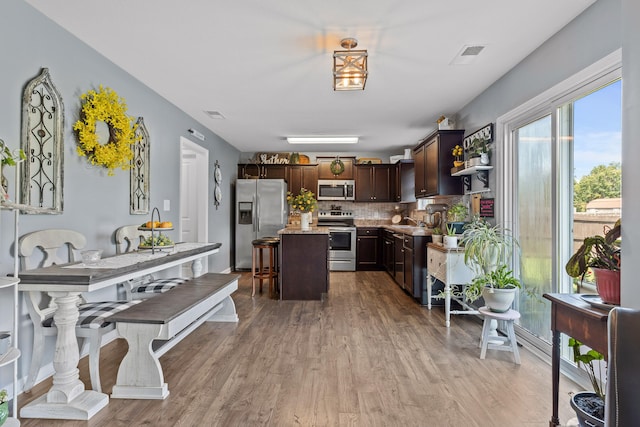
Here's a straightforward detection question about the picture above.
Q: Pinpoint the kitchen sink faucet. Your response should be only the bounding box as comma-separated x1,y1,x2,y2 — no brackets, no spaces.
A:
404,217,424,227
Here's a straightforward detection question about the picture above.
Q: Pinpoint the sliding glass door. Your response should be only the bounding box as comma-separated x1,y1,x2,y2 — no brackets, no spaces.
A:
507,74,621,347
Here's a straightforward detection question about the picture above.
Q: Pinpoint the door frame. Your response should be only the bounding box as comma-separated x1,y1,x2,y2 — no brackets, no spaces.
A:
179,137,209,274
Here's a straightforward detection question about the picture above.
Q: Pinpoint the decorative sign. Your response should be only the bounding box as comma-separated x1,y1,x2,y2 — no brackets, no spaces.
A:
479,198,495,218
255,152,290,164
463,123,493,152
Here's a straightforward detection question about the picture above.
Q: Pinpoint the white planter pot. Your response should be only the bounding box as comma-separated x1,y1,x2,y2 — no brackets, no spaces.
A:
443,235,458,249
300,212,311,231
482,286,517,313
431,235,443,245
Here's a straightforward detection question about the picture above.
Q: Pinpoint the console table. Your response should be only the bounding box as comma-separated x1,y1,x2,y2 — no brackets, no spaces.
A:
426,244,476,327
543,293,609,427
18,242,221,420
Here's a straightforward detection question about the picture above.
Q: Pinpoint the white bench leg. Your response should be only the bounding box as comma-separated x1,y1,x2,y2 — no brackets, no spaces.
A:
111,322,169,400
506,322,521,364
206,295,239,323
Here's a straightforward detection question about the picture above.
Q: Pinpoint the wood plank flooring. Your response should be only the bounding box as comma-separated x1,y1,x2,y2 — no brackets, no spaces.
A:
18,271,580,426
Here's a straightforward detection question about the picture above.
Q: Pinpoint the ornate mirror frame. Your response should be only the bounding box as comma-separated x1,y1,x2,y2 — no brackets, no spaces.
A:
21,68,64,214
130,117,150,214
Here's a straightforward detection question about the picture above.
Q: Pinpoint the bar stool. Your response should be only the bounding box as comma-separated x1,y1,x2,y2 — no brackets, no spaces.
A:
251,237,280,298
478,306,521,364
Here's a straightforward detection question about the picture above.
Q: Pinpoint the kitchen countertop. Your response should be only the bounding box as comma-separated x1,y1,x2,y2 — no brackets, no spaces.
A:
354,220,434,236
278,225,330,235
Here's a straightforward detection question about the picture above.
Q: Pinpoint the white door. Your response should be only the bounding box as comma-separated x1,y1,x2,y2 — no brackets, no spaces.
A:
180,137,209,276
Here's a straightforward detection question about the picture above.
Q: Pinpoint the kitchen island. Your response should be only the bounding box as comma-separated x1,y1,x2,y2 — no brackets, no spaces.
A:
277,226,330,300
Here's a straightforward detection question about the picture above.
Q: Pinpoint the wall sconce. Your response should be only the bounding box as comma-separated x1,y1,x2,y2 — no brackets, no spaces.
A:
333,38,368,91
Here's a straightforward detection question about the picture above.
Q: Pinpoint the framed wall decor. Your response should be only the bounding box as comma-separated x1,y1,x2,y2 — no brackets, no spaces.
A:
20,68,64,214
130,117,150,214
214,160,222,209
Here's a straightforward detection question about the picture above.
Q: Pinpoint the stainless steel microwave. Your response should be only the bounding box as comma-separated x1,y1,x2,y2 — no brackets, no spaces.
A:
317,180,355,201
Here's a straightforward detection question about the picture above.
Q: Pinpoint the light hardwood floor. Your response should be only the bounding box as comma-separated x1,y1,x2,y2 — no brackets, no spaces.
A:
19,271,579,426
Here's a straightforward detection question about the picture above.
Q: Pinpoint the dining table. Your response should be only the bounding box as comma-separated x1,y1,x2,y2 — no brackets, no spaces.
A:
17,242,221,420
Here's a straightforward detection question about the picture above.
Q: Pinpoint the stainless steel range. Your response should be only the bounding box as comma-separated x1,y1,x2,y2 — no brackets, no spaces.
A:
317,209,356,271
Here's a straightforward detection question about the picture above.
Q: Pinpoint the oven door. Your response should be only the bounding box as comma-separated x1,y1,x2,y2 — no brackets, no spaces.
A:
328,227,356,271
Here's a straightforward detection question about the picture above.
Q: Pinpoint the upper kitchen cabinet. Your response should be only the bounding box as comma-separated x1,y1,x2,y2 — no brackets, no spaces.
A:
355,164,394,202
394,160,416,203
260,164,288,179
413,130,464,197
288,165,318,195
317,156,356,180
237,163,288,179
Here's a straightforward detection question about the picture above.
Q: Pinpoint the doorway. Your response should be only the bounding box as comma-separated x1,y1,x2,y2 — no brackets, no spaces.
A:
180,137,209,276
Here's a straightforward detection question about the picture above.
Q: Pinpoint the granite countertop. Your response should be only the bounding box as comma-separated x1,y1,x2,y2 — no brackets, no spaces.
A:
278,225,330,235
354,220,434,236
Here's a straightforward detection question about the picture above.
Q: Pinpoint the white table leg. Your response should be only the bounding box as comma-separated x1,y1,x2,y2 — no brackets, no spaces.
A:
426,274,433,310
444,282,451,328
20,291,108,420
191,258,203,277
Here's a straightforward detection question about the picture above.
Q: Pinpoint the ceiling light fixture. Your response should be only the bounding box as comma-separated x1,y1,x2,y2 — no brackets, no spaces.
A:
333,38,368,91
287,136,359,144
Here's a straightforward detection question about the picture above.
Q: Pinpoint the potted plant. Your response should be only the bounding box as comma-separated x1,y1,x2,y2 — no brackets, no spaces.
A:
443,224,458,249
431,227,443,245
459,217,521,311
446,202,468,234
0,389,8,426
0,138,26,199
568,338,605,427
565,219,621,304
466,264,522,312
286,187,317,231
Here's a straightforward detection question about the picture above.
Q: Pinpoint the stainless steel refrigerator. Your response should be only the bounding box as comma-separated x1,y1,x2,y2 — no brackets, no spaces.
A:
235,179,288,270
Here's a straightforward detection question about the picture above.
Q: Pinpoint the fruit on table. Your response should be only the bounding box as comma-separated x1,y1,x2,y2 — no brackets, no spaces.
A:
141,234,174,247
159,221,173,228
144,221,161,228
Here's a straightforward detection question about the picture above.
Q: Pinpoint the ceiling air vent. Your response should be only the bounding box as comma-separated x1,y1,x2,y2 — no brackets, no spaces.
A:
450,44,486,65
204,110,225,119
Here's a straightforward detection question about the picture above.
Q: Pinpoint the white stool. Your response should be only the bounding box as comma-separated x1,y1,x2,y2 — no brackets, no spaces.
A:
478,306,521,364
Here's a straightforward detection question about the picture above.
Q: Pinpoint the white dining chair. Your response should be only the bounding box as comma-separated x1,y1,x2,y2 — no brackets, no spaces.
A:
114,225,187,300
19,228,141,393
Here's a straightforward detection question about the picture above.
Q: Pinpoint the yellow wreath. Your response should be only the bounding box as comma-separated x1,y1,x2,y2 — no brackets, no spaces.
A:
73,85,137,175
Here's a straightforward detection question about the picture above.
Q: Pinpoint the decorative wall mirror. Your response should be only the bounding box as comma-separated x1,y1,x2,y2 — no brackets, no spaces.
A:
21,68,64,214
130,117,150,214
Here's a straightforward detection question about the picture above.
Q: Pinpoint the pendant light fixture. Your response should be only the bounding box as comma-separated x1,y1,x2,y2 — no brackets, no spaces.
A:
333,38,368,91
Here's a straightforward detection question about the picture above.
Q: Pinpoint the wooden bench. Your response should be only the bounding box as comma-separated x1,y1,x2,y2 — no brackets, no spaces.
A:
110,272,239,400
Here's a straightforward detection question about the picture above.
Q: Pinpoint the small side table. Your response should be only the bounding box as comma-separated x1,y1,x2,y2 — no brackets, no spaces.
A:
478,306,521,364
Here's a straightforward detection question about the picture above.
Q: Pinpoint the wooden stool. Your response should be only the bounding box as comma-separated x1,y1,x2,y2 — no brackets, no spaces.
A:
251,238,279,298
478,306,521,364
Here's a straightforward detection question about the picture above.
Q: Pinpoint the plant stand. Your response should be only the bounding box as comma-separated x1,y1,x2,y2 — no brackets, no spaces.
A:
478,307,521,364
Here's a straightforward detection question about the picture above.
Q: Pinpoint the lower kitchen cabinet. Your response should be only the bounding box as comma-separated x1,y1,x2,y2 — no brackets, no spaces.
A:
382,229,394,274
393,233,404,286
402,234,429,298
356,227,382,271
280,233,329,300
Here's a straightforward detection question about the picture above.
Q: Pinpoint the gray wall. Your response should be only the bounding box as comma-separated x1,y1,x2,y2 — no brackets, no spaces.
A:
0,0,239,389
456,0,640,308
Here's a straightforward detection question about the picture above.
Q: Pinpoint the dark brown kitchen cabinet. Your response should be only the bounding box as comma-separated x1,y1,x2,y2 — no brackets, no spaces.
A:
355,164,394,202
316,156,356,180
393,233,404,288
280,233,329,300
382,229,394,274
394,160,416,203
356,227,381,271
403,235,429,298
413,129,464,197
287,165,318,195
260,164,288,179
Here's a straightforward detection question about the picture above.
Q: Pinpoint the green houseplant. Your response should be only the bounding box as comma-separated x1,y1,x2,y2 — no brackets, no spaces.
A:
431,227,443,245
0,138,26,200
459,217,521,312
568,338,605,426
0,388,7,426
565,219,620,304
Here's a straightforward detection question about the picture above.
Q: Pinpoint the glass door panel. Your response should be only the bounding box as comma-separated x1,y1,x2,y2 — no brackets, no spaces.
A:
515,115,553,342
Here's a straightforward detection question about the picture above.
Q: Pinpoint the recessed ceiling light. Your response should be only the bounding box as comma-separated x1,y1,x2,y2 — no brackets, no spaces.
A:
287,137,359,144
204,110,225,119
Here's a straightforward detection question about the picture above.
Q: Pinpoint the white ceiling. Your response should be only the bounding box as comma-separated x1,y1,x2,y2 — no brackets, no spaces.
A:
26,0,596,154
